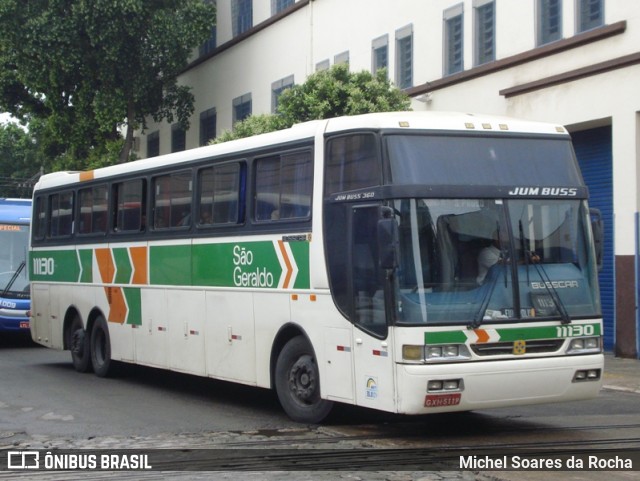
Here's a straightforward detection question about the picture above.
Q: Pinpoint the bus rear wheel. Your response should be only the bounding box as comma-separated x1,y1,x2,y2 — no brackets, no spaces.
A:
90,316,113,377
275,336,333,423
68,315,91,373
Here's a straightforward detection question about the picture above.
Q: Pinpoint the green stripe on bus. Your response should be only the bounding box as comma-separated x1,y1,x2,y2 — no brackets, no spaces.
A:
78,249,93,283
289,241,310,289
29,250,79,282
425,331,468,345
113,248,132,284
123,287,142,326
496,323,601,341
150,244,192,286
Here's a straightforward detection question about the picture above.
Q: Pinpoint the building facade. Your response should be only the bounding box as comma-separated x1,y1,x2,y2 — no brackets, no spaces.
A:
135,0,640,358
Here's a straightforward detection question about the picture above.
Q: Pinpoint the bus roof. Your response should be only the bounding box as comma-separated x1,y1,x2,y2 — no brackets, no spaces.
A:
0,198,32,223
33,111,569,192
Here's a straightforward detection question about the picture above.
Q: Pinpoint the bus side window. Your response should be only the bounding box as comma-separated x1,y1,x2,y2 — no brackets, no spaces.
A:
254,150,312,222
48,192,74,238
152,170,192,230
113,179,146,233
32,196,47,241
325,134,380,195
78,185,108,235
197,161,243,226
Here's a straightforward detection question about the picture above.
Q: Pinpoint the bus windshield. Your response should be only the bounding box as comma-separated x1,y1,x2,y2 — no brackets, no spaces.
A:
386,134,583,187
0,224,29,294
393,198,600,325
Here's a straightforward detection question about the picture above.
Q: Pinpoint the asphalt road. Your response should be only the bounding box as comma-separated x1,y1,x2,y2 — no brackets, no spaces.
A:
1,337,639,480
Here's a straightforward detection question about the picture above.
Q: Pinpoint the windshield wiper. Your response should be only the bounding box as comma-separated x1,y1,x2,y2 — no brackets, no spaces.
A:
1,261,26,298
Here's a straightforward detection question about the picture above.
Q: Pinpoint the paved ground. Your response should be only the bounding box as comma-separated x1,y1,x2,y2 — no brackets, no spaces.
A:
1,353,638,480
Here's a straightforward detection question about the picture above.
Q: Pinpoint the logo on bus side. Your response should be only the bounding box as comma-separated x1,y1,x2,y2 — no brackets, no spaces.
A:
232,245,274,288
32,257,55,276
508,187,578,197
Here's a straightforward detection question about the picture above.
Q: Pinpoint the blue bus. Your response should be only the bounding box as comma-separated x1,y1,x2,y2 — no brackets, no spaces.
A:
0,198,31,334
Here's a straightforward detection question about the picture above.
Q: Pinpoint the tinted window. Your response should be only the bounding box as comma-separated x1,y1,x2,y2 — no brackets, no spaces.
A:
198,162,243,226
49,192,74,237
78,185,108,235
255,151,312,221
325,134,380,195
152,171,192,229
387,135,583,187
113,179,146,233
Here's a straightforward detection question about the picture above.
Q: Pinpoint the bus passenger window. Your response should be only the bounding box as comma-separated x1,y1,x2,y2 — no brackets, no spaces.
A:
197,162,243,226
113,179,146,233
78,185,108,235
32,196,47,240
48,192,74,238
152,171,192,229
254,151,312,222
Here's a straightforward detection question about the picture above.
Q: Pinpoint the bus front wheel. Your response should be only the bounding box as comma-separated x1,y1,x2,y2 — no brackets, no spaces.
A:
90,316,113,377
275,336,333,423
68,315,92,373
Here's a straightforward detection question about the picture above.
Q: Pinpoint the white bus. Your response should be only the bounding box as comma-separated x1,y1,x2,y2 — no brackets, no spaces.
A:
29,112,604,423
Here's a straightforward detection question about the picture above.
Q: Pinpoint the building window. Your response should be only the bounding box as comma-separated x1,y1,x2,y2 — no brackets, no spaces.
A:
444,5,464,76
271,0,293,15
272,75,294,113
395,25,413,89
199,26,217,57
577,0,604,33
200,108,217,146
537,0,562,45
199,0,217,57
372,34,389,76
232,0,252,37
147,131,159,158
316,59,330,72
233,93,252,124
474,0,495,66
171,124,186,153
334,51,349,67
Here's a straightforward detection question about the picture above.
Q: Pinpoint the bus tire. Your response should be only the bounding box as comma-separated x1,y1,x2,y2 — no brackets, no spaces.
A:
90,316,113,378
275,336,333,423
68,315,92,373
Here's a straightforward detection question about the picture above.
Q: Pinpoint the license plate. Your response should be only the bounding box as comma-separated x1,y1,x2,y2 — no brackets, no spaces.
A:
424,393,461,408
19,321,30,329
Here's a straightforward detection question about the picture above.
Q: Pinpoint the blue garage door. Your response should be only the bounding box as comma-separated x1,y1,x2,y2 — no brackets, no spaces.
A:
572,126,614,350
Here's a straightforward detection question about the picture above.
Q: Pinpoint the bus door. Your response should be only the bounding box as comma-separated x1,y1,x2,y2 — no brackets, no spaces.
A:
350,205,396,412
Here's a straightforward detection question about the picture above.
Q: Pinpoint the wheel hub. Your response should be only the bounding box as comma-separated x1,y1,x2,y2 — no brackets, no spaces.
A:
289,355,317,403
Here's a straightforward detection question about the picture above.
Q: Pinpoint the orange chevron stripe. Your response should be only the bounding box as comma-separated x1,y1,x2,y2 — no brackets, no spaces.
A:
129,246,148,285
107,287,127,324
277,240,293,289
474,329,490,343
95,248,114,284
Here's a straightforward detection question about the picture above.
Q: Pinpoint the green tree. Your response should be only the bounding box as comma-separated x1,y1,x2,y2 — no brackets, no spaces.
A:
0,0,216,168
0,122,43,197
215,65,411,143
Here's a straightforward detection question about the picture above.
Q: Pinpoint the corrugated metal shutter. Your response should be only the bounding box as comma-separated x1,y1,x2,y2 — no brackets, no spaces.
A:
572,126,614,350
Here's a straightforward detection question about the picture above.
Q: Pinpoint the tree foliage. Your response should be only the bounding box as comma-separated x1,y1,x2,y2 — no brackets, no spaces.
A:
0,122,44,197
215,65,411,143
0,0,215,169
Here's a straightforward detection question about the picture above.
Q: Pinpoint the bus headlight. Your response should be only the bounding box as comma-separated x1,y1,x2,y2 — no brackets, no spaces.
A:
567,337,602,354
402,344,471,363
